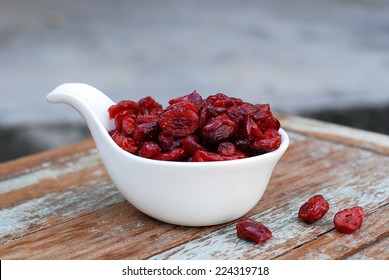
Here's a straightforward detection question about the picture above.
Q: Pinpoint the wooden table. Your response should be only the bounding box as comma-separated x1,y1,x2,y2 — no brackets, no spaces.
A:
0,115,388,260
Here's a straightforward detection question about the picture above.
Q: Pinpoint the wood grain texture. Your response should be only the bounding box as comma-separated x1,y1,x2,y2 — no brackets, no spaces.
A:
0,139,95,177
0,116,388,259
277,114,389,155
276,205,389,260
346,232,389,260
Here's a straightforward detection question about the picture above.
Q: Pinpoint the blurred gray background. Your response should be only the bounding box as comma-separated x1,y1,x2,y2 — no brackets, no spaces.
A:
1,0,389,162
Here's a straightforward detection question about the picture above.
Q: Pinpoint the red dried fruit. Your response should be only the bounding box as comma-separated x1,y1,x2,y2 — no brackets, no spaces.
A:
244,116,264,140
158,105,199,137
251,129,281,152
202,113,238,143
182,134,205,155
192,150,224,162
169,90,203,110
112,109,136,131
110,132,138,154
138,142,162,159
198,106,212,127
205,93,241,116
133,122,159,142
239,102,260,116
222,151,247,161
298,194,329,224
138,96,163,114
226,106,246,123
334,206,364,234
157,132,182,152
236,218,272,244
253,103,272,119
260,116,281,131
207,93,238,108
108,100,139,119
137,114,159,124
167,101,199,114
217,142,236,156
121,116,137,136
161,148,187,161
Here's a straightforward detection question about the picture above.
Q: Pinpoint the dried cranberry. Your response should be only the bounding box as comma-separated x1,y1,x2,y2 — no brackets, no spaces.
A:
253,104,272,119
112,109,136,132
206,93,237,108
239,102,259,116
226,106,246,123
334,206,364,234
298,194,329,224
138,96,163,114
158,105,199,137
192,150,224,162
244,116,264,140
217,142,236,156
108,100,139,119
111,132,138,153
236,218,272,244
235,138,251,152
169,90,203,110
182,134,205,155
250,129,281,152
260,116,281,131
202,113,238,143
161,148,187,161
158,132,182,152
223,152,247,161
121,115,137,136
138,142,162,159
133,122,159,142
204,93,238,116
198,106,212,127
137,114,159,124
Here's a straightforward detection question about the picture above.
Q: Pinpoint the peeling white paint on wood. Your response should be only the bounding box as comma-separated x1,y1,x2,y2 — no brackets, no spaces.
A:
346,233,389,260
277,205,389,259
0,179,124,242
0,149,101,194
280,115,389,155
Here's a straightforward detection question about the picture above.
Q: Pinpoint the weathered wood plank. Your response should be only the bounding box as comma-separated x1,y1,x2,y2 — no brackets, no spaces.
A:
0,148,102,195
0,165,108,209
0,201,219,259
0,139,95,178
1,131,388,259
0,150,108,209
0,179,124,244
346,234,389,260
278,114,389,155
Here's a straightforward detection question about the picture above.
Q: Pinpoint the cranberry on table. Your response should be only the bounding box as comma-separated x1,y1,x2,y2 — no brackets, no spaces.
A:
333,206,364,234
236,218,272,244
298,194,329,224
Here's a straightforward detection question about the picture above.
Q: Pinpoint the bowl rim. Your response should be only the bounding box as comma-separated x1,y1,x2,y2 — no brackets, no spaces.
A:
107,128,289,167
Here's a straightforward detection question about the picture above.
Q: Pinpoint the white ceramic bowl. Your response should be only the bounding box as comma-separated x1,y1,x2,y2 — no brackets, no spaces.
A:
47,83,289,226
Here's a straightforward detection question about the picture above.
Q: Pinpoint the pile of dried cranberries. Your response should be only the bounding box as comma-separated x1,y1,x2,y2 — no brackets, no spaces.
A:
108,91,281,162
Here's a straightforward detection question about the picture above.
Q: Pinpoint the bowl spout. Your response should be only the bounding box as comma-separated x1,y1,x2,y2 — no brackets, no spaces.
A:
47,83,117,160
47,83,115,131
